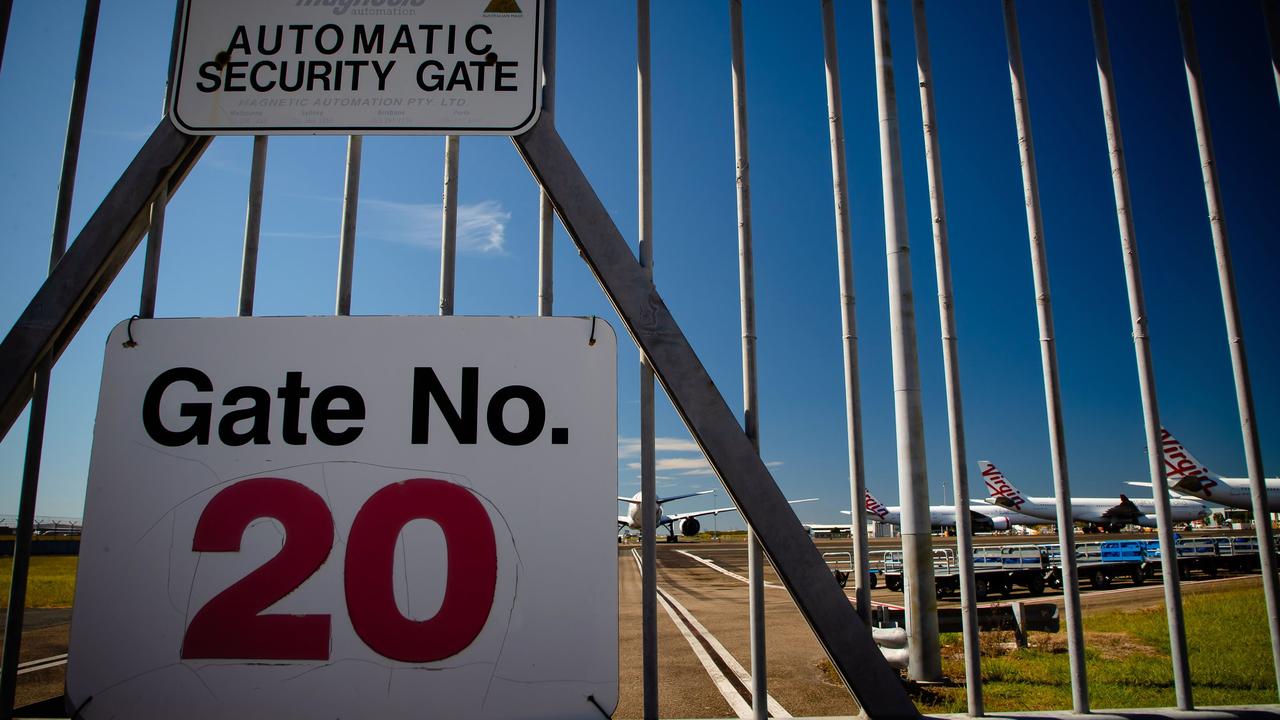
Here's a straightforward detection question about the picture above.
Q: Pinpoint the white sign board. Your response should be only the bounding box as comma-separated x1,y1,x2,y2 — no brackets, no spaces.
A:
68,316,617,719
169,0,543,135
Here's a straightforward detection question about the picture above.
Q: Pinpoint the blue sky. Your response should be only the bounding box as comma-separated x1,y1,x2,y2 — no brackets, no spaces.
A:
0,0,1276,528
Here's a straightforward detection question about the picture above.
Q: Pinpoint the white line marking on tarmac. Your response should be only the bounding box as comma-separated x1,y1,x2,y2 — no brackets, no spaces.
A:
632,550,791,719
18,653,68,675
675,549,786,590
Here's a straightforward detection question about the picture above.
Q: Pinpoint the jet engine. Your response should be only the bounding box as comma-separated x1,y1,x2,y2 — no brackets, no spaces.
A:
969,510,1011,533
677,517,701,536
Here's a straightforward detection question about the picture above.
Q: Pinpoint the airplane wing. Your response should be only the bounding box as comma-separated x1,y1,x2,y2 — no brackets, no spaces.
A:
1099,495,1141,523
618,489,714,505
658,489,715,504
667,505,739,522
667,497,818,523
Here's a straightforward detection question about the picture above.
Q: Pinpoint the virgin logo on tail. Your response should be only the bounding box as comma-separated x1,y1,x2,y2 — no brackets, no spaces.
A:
1160,428,1217,493
864,492,889,520
981,463,1024,509
1162,427,1208,479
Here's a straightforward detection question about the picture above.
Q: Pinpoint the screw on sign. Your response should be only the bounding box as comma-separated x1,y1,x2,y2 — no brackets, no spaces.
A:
181,477,497,663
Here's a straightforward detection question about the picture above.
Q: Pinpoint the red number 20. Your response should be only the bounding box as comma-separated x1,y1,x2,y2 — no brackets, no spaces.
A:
181,477,497,663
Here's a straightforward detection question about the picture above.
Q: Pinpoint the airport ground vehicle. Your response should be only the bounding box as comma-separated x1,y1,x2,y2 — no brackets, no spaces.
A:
825,535,1273,598
876,546,1051,600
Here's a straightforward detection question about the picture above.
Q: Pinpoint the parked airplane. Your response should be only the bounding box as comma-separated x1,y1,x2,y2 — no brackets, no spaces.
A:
979,460,1209,532
618,491,816,541
1156,427,1280,512
806,489,1052,534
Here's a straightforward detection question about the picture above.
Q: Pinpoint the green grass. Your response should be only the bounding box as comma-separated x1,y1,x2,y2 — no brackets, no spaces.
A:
0,556,78,608
912,584,1277,713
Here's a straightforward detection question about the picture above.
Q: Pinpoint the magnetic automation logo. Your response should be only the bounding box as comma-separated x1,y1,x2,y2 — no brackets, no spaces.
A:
293,0,426,16
483,0,523,16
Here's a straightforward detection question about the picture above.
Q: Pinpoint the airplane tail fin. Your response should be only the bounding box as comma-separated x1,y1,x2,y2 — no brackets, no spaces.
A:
978,460,1028,510
1160,427,1219,497
864,490,890,521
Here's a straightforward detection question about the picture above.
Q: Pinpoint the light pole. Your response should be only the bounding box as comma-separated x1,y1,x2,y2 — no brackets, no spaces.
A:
713,490,719,540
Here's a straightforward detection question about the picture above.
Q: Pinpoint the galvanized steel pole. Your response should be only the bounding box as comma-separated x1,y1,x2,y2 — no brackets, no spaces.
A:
440,135,460,316
728,3,768,715
239,136,269,317
1265,0,1280,106
910,0,981,709
637,1,659,718
819,0,871,625
140,0,185,320
1177,0,1280,695
1002,1,1089,710
139,188,166,319
870,0,941,683
538,0,557,317
0,0,11,73
336,136,362,316
1089,2,1193,707
0,0,99,715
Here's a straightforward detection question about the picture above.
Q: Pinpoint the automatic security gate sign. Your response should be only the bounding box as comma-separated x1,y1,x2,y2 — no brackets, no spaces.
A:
170,0,544,134
67,316,617,719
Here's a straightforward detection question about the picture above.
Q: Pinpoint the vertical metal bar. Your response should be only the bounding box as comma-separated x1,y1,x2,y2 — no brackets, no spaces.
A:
1089,2,1193,708
870,0,941,683
537,0,558,318
440,136,460,317
636,1,658,718
335,136,362,316
1265,0,1280,107
910,0,980,709
0,370,50,720
1177,0,1280,696
0,0,12,73
138,0,186,321
819,0,871,625
1001,1,1089,711
728,3,767,716
47,0,100,266
239,136,269,317
0,0,100,714
138,188,165,318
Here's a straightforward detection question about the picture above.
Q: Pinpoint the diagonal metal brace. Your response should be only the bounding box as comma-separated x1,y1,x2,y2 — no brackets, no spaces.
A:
512,118,920,719
0,119,209,440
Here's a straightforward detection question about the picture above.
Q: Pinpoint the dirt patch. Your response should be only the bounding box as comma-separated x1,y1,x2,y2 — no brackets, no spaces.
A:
815,658,844,687
1030,630,1160,660
940,628,1160,661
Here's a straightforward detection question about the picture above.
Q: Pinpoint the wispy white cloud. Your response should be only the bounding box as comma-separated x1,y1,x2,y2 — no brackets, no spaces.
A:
357,198,509,254
619,435,782,477
262,231,337,242
617,436,701,458
626,456,714,476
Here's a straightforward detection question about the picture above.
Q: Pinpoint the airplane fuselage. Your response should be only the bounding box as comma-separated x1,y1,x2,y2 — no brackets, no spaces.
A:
1169,476,1280,513
868,503,1050,532
989,495,1208,528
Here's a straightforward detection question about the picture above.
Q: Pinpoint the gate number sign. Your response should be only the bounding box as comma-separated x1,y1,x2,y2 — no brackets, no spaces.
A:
67,316,618,719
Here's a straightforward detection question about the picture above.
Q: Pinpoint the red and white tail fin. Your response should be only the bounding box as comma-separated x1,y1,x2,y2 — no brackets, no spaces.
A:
979,460,1027,510
864,490,890,521
1160,427,1219,497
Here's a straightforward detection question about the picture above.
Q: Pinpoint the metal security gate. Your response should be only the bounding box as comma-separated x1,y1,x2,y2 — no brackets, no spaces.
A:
1,1,1279,718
